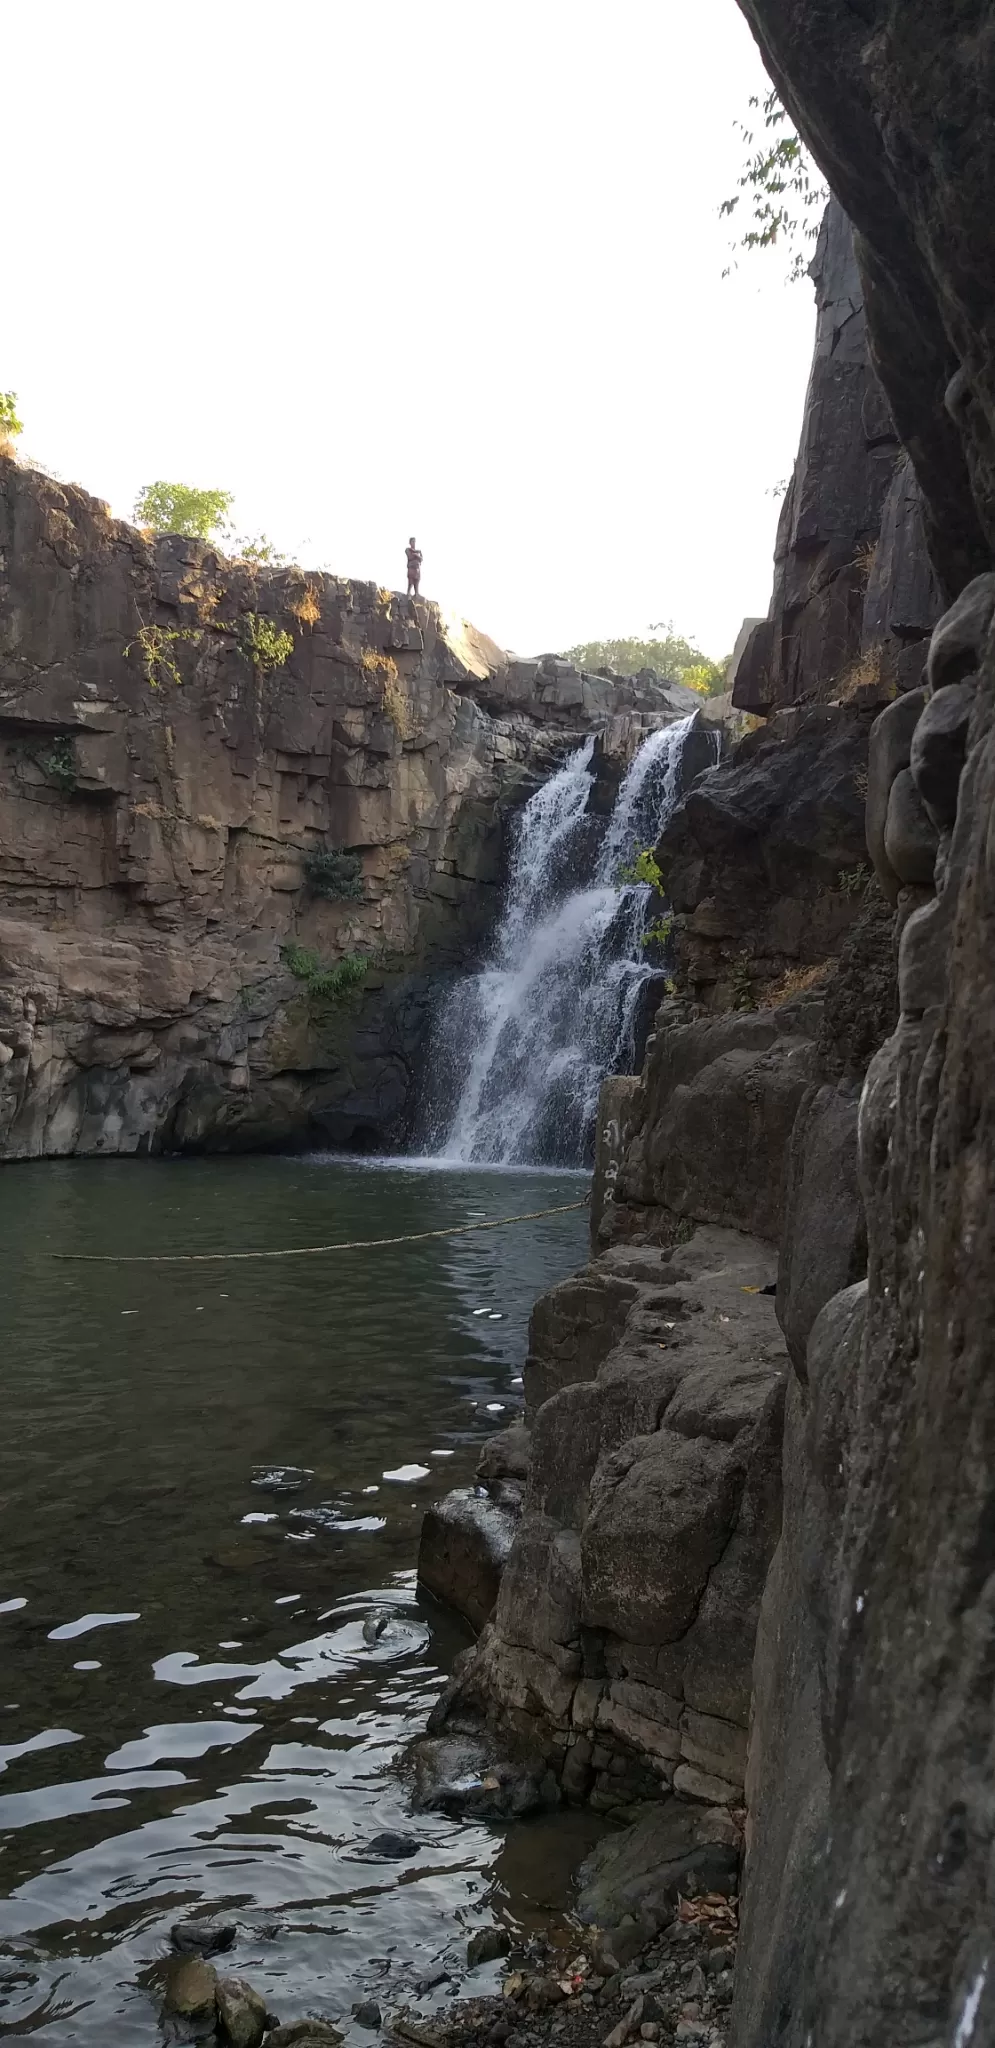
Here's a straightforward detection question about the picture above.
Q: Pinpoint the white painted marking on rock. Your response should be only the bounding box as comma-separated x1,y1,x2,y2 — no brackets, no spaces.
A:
954,1963,988,2047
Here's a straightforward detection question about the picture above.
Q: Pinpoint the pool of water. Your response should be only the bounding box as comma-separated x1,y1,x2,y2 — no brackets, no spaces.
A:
0,1155,592,2043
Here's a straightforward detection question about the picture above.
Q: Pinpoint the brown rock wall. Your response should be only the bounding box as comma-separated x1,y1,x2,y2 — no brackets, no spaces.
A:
0,457,692,1158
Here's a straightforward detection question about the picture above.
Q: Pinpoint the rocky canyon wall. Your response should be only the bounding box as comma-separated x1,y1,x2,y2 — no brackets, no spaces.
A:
418,56,995,2032
0,457,697,1160
723,7,995,2044
734,199,941,716
414,689,881,1855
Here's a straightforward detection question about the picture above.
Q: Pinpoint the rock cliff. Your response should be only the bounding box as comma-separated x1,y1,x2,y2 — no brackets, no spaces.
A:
719,6,995,2042
418,32,995,2030
734,200,941,716
0,456,697,1160
413,698,879,1870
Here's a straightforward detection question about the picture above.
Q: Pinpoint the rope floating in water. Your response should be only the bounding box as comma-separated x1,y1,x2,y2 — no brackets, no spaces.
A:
52,1197,589,1265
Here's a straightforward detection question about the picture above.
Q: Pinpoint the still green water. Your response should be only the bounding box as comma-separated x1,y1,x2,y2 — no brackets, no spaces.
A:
0,1156,592,2043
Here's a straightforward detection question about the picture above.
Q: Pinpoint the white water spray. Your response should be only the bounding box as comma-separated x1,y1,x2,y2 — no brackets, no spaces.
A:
424,715,711,1166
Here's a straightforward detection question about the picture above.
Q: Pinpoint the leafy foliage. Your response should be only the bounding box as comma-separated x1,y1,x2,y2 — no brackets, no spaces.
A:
643,914,674,949
680,658,729,698
720,90,827,282
280,941,369,1001
35,736,77,793
134,481,234,539
618,846,674,950
125,619,202,689
0,391,23,443
618,846,664,890
836,862,873,900
565,630,705,679
564,627,728,694
730,953,756,1011
241,613,293,673
303,847,364,900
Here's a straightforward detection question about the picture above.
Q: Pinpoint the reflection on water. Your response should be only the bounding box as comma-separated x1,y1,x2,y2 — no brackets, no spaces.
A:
0,1156,589,2043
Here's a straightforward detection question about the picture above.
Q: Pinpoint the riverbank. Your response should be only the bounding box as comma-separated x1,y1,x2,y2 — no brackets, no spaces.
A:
149,1885,735,2048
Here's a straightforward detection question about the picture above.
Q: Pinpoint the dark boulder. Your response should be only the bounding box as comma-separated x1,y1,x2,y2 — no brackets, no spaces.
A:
417,1488,520,1633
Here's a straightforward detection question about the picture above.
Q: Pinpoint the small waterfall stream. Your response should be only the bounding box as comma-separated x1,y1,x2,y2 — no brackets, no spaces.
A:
425,715,707,1166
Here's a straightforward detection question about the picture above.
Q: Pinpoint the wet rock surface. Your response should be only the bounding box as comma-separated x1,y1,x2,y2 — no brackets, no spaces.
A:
172,1921,239,1958
217,1977,271,2048
418,1487,522,1634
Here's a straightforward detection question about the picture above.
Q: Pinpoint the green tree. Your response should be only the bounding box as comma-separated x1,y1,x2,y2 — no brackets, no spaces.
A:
134,481,234,540
0,391,24,445
721,89,826,281
563,625,729,694
680,657,731,698
565,630,704,678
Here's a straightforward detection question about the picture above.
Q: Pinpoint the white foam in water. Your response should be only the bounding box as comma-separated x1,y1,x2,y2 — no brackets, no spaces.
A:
424,717,712,1166
381,1464,430,1484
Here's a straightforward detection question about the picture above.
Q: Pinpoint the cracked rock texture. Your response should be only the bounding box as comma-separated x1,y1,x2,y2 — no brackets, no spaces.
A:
722,3,995,2041
415,694,894,1847
419,1224,786,1820
649,698,873,1013
733,2,995,599
0,456,697,1159
733,200,940,717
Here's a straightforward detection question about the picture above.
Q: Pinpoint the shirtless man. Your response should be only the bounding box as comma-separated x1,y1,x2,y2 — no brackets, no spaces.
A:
405,537,422,598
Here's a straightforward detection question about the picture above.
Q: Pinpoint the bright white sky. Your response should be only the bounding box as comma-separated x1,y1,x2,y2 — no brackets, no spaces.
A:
5,1,815,660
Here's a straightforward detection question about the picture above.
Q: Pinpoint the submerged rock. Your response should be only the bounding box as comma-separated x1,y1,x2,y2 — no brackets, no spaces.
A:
466,1926,513,1968
170,1920,237,1957
410,1734,557,1819
359,1831,423,1860
263,2026,343,2048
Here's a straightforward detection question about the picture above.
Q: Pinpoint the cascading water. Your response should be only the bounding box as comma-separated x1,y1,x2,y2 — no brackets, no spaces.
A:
424,714,710,1167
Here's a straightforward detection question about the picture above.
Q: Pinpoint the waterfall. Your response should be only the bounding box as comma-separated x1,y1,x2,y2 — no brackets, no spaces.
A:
423,714,709,1168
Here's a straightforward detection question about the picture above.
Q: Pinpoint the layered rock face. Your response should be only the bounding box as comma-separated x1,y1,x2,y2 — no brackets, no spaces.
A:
0,457,696,1159
734,201,941,716
415,674,887,1861
731,600,995,2048
721,5,995,2042
416,50,995,2019
417,1214,788,1830
734,1,995,599
652,698,872,1011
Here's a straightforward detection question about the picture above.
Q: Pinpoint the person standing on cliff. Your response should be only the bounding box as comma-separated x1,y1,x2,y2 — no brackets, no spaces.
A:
405,537,422,598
